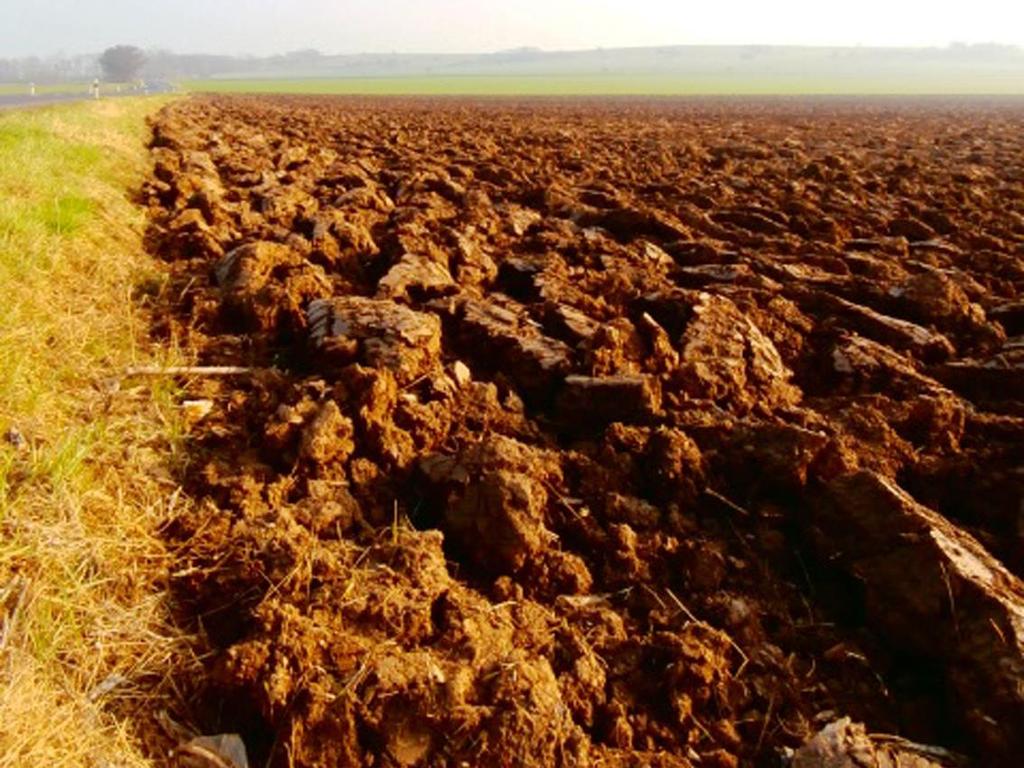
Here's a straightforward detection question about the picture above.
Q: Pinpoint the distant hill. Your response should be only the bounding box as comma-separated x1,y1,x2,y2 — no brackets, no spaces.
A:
5,44,1024,94
156,44,1024,94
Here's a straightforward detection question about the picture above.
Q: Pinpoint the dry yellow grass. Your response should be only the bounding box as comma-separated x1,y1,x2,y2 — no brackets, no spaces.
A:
0,98,202,767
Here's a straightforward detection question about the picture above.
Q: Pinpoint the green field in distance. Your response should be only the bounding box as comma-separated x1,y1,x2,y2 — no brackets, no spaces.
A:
183,73,1024,96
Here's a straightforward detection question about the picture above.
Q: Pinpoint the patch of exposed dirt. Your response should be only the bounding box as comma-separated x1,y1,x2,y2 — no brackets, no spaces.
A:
145,96,1024,767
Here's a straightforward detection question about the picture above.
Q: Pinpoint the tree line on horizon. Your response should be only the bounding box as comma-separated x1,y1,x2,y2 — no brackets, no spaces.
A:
2,42,1023,84
0,47,328,83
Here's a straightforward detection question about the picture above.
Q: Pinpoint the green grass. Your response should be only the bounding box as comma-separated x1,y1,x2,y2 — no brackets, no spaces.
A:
0,97,200,767
185,73,1024,96
36,195,94,235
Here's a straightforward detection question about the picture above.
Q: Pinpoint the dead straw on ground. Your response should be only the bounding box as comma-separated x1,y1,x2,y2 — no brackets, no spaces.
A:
0,98,203,767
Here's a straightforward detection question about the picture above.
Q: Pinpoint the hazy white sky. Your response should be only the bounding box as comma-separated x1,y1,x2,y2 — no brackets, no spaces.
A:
2,0,1022,57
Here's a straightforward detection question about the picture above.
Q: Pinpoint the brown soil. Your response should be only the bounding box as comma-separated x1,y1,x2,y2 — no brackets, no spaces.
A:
144,96,1024,768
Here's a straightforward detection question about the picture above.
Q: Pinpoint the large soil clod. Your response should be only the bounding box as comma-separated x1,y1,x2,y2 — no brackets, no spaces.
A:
144,96,1024,768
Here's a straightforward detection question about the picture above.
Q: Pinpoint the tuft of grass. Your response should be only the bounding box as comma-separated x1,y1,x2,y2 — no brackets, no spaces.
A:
0,98,202,767
37,195,94,235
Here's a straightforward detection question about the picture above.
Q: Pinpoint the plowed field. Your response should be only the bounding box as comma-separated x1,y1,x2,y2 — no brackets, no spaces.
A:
144,96,1024,768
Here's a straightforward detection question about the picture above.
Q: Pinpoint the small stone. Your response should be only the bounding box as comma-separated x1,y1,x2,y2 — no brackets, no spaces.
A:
451,361,472,387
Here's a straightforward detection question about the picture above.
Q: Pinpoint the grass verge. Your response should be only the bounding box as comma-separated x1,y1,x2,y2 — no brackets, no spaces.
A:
0,98,200,766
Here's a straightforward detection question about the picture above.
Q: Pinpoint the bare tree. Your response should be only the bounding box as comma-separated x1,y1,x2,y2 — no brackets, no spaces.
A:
99,45,146,82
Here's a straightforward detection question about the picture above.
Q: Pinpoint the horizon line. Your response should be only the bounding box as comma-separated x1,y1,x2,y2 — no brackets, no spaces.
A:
12,40,1024,60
